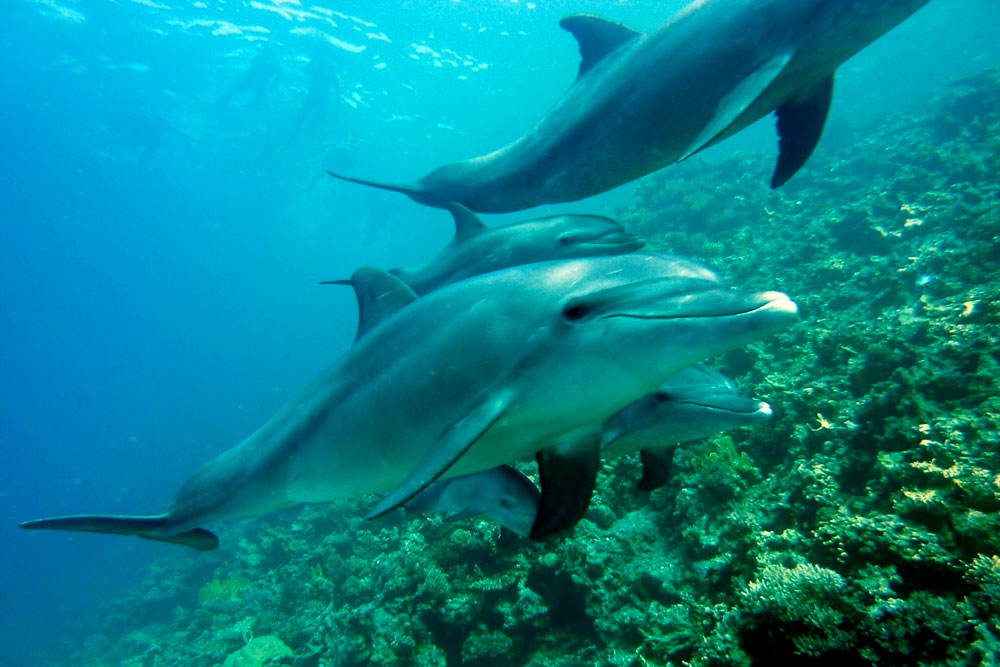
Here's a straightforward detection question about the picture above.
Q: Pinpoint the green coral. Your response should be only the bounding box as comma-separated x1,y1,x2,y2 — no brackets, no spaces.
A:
221,635,292,667
198,575,250,605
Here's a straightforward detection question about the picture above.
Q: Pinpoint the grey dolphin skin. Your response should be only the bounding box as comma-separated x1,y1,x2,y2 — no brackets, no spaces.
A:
410,366,766,534
602,364,773,490
20,255,797,548
324,202,644,296
404,465,540,538
329,0,931,212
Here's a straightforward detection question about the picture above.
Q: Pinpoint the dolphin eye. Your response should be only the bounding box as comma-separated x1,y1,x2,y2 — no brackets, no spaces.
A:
562,303,590,322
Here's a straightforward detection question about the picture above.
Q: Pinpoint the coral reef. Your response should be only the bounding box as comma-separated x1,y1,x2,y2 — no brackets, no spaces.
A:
38,70,1000,666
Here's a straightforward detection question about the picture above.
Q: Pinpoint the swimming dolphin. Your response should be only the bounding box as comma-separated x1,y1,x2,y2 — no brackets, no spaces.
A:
602,364,773,490
407,367,765,531
403,465,540,538
323,202,644,296
330,251,719,343
20,255,797,548
329,0,931,212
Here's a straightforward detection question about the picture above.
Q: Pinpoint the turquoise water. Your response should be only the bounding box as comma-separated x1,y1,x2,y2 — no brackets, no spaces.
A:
2,1,999,665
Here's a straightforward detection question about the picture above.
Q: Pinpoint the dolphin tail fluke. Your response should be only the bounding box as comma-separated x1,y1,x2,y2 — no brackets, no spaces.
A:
19,514,219,551
326,171,429,203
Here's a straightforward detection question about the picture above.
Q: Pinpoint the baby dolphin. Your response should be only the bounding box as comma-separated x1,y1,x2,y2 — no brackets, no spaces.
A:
331,0,931,212
21,255,797,548
403,465,540,538
324,202,644,296
602,364,773,490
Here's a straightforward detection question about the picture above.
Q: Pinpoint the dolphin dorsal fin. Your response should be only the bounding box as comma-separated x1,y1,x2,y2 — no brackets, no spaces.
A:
444,201,487,243
324,268,418,341
559,15,640,80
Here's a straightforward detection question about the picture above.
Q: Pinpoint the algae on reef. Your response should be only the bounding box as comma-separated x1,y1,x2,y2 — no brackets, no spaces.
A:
43,70,1000,667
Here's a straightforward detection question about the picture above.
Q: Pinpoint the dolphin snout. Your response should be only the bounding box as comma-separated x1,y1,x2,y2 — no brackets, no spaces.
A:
754,291,798,317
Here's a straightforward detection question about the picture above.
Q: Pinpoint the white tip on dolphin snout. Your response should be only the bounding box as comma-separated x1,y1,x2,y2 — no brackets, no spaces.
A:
756,401,773,418
757,292,798,317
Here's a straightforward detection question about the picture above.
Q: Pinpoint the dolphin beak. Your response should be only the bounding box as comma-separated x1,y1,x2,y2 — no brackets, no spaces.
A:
752,292,798,317
675,396,774,417
601,287,799,321
591,232,646,252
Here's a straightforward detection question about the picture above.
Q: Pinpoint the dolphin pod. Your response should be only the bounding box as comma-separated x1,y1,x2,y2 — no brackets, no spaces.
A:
330,0,930,212
22,255,797,548
328,217,774,534
326,221,773,537
22,2,873,553
329,208,768,502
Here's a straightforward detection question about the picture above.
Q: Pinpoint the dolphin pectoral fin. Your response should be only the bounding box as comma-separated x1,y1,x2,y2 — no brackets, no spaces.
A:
366,391,514,520
326,268,419,341
637,446,677,491
681,52,794,161
559,15,641,79
530,434,601,541
444,202,487,243
19,514,219,551
771,74,834,188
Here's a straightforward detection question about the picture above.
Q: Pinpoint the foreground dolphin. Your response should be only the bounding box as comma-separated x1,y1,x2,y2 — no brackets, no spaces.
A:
403,465,540,538
21,255,797,548
324,202,644,297
330,0,931,212
602,364,772,490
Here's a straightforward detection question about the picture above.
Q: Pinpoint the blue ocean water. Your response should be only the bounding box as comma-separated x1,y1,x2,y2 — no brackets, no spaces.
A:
0,1,998,664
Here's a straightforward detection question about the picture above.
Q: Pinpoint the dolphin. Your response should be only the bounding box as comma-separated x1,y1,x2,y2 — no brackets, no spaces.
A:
323,202,644,297
406,367,765,531
602,364,773,490
329,0,931,212
403,465,540,538
330,251,719,342
20,255,797,548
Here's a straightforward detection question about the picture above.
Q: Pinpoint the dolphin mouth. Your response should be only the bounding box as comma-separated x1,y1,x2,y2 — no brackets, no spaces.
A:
584,233,645,249
499,510,535,538
511,514,534,537
589,239,646,252
675,400,772,417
